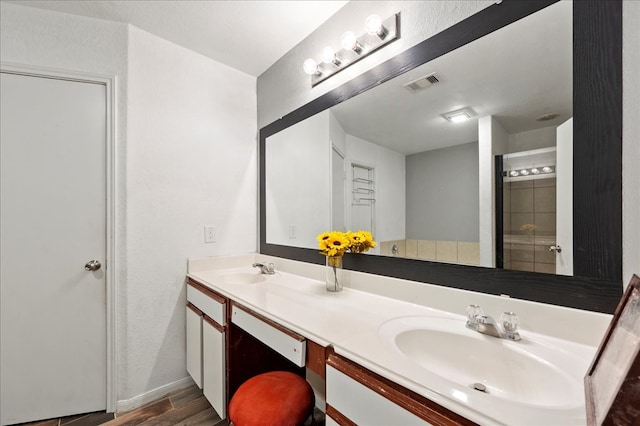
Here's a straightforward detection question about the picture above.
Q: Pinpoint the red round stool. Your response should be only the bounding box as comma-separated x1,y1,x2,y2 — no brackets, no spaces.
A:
228,371,314,426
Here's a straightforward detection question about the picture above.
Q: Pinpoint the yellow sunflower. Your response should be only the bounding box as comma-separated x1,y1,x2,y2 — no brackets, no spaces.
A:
347,230,377,253
318,231,349,257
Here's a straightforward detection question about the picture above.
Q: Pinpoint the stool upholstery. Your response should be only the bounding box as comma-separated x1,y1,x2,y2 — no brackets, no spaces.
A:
229,371,314,426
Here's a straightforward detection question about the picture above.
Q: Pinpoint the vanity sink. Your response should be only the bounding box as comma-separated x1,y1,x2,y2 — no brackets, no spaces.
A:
378,316,587,408
212,269,267,284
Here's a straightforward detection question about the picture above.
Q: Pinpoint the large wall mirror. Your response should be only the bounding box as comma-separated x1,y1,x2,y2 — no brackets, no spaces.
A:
260,0,622,313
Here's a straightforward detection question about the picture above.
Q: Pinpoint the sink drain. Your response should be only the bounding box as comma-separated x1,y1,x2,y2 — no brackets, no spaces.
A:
472,382,488,393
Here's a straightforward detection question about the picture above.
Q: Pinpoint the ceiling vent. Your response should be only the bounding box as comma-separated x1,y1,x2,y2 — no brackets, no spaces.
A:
404,73,440,93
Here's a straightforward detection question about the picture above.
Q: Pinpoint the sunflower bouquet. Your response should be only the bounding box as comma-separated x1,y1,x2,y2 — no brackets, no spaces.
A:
317,230,377,259
346,230,376,254
317,230,377,292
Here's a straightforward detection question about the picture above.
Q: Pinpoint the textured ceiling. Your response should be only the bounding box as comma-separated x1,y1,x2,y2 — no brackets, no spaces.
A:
4,0,348,76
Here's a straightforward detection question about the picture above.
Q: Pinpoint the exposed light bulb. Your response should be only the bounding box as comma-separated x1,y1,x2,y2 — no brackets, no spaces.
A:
341,31,362,53
520,169,530,176
542,166,553,173
510,170,519,177
365,14,386,38
531,168,540,174
321,46,337,64
303,58,320,75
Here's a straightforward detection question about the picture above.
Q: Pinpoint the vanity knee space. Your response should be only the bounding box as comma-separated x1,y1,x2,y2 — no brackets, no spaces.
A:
186,277,327,421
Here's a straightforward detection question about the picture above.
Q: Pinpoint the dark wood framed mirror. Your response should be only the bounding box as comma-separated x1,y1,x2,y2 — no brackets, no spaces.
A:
259,0,622,314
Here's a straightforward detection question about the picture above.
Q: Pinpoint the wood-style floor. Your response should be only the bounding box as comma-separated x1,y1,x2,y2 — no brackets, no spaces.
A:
17,385,227,426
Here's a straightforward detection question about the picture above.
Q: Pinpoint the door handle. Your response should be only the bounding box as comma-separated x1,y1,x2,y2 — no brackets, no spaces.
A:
548,245,562,253
85,260,101,271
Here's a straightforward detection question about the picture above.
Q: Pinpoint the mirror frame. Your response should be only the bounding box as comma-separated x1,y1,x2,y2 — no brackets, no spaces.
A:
259,0,622,314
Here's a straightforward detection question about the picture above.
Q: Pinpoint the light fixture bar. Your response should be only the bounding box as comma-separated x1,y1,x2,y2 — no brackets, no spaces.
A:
504,165,556,178
308,13,400,87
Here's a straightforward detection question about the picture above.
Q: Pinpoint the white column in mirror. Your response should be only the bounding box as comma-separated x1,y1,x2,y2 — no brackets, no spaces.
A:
478,116,508,267
556,118,573,275
330,111,347,232
331,147,346,232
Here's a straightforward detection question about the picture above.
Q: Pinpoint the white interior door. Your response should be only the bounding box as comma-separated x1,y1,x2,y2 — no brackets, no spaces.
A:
1,72,107,425
556,117,573,275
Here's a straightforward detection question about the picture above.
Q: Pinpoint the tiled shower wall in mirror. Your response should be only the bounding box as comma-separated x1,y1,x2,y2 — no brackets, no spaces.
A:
503,177,557,273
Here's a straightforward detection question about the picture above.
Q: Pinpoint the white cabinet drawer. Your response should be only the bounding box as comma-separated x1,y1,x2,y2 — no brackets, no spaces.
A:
326,365,432,426
187,282,225,325
231,304,306,367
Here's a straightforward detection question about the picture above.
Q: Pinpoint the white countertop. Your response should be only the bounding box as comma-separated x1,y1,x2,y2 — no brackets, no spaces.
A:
187,256,601,425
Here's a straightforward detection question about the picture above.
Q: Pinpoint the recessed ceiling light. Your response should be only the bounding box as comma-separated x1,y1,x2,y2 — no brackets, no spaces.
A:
442,107,477,123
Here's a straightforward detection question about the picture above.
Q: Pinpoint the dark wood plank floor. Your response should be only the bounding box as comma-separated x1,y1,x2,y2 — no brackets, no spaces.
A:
15,385,227,426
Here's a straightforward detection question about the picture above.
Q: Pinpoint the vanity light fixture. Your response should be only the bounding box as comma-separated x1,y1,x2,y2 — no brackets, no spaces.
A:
505,165,555,178
303,12,400,87
441,107,477,123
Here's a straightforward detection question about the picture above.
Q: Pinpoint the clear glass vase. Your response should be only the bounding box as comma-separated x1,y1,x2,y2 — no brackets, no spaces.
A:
325,256,343,292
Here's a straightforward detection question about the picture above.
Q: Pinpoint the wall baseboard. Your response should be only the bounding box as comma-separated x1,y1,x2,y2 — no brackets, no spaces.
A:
116,376,195,412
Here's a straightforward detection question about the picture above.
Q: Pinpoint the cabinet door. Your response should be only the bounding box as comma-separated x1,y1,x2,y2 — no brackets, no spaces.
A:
186,305,203,389
326,354,474,426
326,365,431,426
203,317,226,419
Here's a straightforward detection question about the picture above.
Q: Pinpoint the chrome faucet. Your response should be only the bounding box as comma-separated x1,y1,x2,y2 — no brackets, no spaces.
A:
252,262,275,275
466,305,521,341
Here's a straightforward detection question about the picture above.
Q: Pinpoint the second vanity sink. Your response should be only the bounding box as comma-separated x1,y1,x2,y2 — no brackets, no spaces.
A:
378,316,589,408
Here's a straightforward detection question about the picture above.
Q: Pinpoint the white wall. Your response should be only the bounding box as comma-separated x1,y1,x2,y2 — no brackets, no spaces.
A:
406,142,479,242
125,26,256,400
508,126,557,153
1,2,257,405
346,134,405,243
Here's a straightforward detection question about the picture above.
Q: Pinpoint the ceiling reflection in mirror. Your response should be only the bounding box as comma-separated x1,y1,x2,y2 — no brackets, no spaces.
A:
266,1,571,274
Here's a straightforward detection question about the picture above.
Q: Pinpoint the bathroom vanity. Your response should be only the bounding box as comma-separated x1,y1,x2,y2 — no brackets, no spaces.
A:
186,254,609,425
